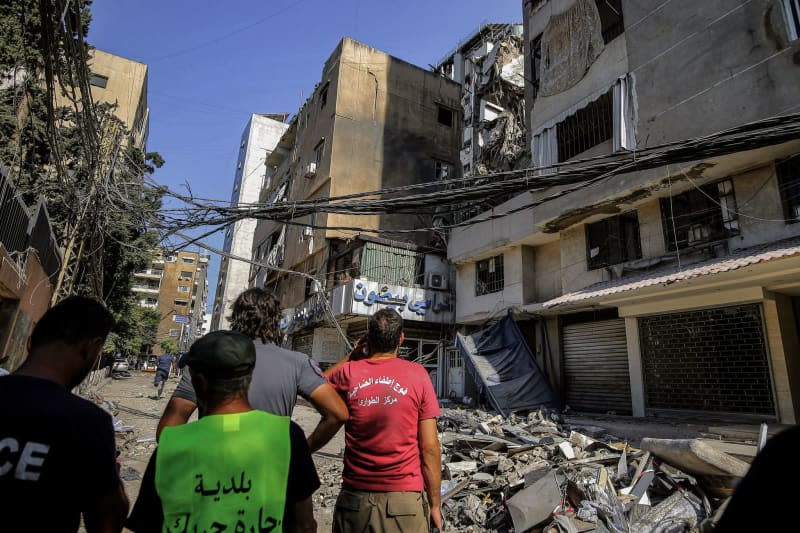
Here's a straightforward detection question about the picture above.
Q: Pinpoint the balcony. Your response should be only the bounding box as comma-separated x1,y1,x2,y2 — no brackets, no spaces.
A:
135,269,163,279
132,285,160,294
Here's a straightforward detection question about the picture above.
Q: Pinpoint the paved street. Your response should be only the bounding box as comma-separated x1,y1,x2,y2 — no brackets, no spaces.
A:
97,372,343,531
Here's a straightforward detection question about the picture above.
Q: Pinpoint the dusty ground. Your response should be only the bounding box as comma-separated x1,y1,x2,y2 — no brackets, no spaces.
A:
95,372,344,531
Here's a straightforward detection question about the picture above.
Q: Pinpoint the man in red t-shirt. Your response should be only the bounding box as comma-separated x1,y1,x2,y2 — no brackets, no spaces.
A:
326,309,442,532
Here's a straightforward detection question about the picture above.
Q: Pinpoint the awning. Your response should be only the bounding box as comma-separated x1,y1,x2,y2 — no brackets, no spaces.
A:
542,236,800,309
456,313,559,416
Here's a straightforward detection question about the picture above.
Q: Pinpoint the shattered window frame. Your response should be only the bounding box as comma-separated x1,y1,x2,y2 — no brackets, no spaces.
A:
783,0,800,40
319,83,329,109
556,88,614,162
434,159,454,181
475,254,504,296
530,34,542,99
596,0,625,44
660,178,740,251
437,105,454,127
777,155,800,223
586,211,642,270
313,138,325,166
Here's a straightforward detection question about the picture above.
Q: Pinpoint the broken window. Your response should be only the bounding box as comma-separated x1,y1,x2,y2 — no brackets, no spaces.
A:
463,163,471,175
304,272,318,298
437,105,454,127
586,211,642,270
174,299,189,307
313,139,325,165
89,73,108,88
777,155,800,222
434,160,453,180
596,0,624,44
660,178,740,251
783,0,800,40
319,83,329,109
475,255,504,296
530,34,542,99
557,88,613,161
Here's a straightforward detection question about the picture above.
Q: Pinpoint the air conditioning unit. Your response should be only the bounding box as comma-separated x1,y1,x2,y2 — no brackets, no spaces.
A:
307,279,321,294
426,272,448,290
302,226,313,240
304,162,317,178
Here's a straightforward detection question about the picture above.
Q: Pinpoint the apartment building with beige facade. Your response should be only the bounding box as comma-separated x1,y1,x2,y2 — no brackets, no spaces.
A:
251,37,461,393
133,249,209,355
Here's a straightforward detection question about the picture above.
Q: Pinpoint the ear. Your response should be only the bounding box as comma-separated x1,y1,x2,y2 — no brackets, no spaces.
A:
398,332,405,347
81,337,106,360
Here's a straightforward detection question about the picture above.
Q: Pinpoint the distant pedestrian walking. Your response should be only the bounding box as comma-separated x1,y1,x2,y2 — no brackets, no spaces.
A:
326,309,443,532
0,296,129,532
153,353,174,398
127,330,320,532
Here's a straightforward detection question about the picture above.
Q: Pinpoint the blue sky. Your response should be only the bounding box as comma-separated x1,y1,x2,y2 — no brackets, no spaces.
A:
89,0,523,311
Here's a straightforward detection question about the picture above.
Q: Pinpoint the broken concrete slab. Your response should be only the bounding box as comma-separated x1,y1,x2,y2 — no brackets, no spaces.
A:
640,438,749,477
559,441,576,459
507,470,563,531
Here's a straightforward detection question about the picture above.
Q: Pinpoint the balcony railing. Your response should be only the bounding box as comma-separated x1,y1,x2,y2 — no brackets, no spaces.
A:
0,171,32,255
0,167,62,280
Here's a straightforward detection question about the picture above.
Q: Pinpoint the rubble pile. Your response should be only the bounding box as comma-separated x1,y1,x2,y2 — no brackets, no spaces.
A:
437,408,746,532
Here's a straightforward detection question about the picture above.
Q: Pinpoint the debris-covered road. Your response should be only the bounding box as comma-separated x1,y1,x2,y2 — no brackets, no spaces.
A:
90,373,760,532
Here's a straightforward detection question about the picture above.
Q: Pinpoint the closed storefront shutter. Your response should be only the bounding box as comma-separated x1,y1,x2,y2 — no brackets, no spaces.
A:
562,319,631,414
639,304,775,416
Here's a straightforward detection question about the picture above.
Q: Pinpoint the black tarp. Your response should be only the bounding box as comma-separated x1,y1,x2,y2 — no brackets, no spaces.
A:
456,313,559,416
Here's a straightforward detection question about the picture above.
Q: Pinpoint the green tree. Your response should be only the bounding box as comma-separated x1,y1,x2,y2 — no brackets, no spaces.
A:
0,0,165,352
159,339,178,355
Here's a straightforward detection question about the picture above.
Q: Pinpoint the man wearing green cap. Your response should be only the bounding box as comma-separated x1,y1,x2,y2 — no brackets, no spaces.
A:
126,330,319,532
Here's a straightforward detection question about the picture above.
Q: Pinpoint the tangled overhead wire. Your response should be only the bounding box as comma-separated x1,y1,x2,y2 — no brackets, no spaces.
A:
153,111,800,236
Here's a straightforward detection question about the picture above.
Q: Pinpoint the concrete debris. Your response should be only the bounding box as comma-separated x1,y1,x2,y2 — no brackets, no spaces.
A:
437,407,746,532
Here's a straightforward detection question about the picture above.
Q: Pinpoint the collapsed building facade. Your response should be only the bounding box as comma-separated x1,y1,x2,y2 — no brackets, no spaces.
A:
435,23,529,225
250,38,461,394
449,0,800,423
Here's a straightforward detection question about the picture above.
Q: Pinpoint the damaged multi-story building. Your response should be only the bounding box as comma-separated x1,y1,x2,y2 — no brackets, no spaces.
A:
450,0,800,423
250,38,461,394
435,23,528,225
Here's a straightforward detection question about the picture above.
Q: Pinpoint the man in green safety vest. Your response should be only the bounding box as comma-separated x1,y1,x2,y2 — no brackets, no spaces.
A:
126,330,320,533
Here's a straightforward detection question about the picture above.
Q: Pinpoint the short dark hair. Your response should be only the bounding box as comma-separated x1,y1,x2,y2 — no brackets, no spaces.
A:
367,309,403,354
191,371,252,409
30,296,114,350
228,288,281,344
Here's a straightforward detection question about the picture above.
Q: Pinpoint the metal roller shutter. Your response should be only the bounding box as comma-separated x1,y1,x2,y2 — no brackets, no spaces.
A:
562,319,632,414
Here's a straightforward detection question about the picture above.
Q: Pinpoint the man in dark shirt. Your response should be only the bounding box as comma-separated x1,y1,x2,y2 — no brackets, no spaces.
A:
0,296,129,532
153,353,174,398
127,330,320,532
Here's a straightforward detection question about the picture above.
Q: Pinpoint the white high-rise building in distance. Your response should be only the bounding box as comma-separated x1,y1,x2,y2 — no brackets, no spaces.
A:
211,114,289,331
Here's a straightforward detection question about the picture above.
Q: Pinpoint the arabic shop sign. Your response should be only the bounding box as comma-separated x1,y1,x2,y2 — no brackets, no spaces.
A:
350,279,454,324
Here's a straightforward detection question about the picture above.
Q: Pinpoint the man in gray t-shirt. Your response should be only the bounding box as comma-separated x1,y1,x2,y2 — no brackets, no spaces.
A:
156,288,348,453
172,342,327,417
